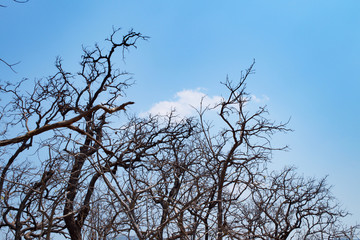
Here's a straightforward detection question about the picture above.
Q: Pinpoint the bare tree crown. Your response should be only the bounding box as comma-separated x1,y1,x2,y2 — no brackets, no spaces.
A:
0,29,357,240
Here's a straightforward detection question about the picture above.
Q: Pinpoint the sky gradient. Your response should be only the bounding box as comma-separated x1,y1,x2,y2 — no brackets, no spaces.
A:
1,0,359,225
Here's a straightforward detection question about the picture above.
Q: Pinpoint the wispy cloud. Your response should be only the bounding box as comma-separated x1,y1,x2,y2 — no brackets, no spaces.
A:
140,89,270,119
250,94,270,103
140,89,222,117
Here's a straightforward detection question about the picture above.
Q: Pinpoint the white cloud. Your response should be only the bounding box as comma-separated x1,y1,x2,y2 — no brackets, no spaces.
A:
251,94,270,103
140,89,270,119
141,89,222,118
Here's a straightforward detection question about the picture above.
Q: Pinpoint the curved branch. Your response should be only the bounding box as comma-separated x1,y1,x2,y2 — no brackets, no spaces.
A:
0,102,134,147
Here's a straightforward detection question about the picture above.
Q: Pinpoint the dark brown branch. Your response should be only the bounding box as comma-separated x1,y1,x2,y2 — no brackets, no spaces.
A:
0,102,134,147
0,58,20,72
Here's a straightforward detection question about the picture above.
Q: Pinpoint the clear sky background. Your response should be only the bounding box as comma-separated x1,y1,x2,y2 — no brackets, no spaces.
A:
1,0,359,225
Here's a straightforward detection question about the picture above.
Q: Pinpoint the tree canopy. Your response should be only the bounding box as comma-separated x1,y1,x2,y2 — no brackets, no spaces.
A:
0,29,358,240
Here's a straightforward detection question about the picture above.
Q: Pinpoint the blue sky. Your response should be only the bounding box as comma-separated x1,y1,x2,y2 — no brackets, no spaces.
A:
1,0,359,225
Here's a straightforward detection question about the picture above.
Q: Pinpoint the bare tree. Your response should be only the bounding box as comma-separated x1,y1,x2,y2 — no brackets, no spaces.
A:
230,166,359,240
183,65,291,240
0,29,357,240
0,29,149,239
